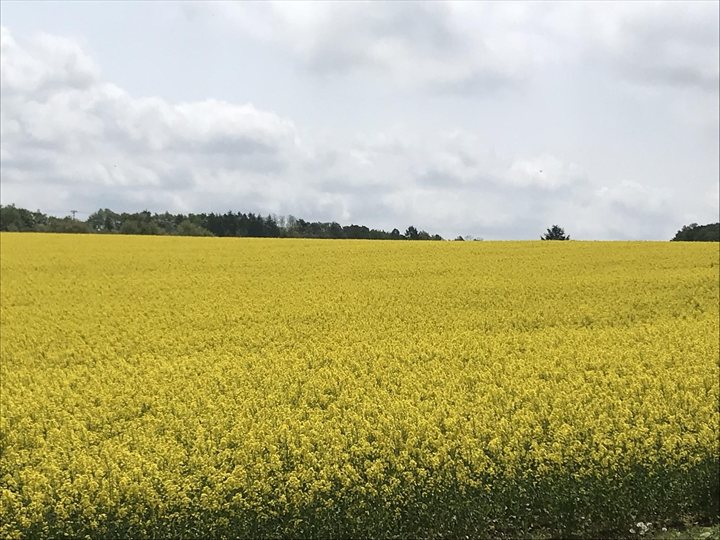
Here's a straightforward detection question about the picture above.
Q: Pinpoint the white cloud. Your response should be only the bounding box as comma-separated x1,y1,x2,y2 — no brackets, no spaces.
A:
412,132,585,192
507,155,585,190
541,2,719,92
200,1,719,96
208,1,544,92
1,26,98,95
1,27,306,210
594,181,670,214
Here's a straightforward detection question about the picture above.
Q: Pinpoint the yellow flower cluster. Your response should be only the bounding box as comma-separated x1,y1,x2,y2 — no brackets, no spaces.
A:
1,234,718,538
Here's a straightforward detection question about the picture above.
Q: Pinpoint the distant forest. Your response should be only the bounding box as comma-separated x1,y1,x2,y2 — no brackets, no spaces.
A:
0,205,443,240
2,204,717,241
670,222,720,242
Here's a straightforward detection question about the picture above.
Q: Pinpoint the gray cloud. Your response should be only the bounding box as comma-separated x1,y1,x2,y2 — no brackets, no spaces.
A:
609,4,718,91
208,1,719,95
210,1,536,93
535,2,719,92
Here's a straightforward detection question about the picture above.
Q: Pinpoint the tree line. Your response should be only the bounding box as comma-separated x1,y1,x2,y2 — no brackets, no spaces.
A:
671,222,719,242
0,205,444,240
2,204,716,241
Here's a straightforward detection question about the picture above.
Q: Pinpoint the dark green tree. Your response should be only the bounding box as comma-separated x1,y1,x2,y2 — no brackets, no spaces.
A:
46,217,90,233
87,208,121,232
541,225,570,240
328,222,344,239
176,219,214,237
0,204,443,240
671,222,719,241
0,205,48,231
404,226,419,240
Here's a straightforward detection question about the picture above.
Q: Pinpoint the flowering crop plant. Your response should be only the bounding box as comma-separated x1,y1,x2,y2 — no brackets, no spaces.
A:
1,233,718,538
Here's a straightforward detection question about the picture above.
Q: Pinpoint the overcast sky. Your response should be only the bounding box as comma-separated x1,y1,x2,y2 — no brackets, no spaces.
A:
1,1,718,239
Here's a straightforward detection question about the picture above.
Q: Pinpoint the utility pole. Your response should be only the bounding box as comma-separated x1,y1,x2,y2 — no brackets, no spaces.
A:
70,210,78,221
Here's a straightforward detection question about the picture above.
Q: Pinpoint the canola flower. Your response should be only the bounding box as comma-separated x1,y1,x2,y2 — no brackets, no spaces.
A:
0,233,718,538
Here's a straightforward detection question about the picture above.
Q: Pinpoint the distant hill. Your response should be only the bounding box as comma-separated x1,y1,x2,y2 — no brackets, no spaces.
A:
671,222,720,242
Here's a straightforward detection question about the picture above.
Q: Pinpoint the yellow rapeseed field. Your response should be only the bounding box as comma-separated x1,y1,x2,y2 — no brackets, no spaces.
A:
1,233,718,538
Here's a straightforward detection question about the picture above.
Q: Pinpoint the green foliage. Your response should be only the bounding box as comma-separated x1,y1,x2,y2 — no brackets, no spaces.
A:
46,217,90,233
0,204,49,232
402,226,439,240
176,219,214,237
671,223,720,242
87,208,122,232
1,204,443,240
652,524,720,539
541,225,570,241
119,219,162,235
